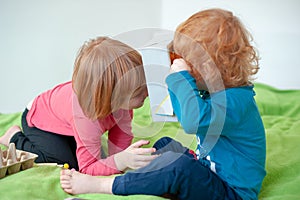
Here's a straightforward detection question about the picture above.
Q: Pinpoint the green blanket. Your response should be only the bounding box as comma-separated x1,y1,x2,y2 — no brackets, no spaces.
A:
0,83,300,200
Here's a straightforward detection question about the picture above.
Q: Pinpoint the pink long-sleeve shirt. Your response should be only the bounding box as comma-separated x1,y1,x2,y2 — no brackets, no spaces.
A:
26,81,133,176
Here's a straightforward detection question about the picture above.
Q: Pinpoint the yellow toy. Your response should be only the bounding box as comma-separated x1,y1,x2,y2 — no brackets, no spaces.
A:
63,163,69,169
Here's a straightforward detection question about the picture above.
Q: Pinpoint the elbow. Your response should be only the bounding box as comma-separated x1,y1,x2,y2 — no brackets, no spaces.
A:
180,118,198,134
182,126,197,134
79,163,99,176
79,166,90,175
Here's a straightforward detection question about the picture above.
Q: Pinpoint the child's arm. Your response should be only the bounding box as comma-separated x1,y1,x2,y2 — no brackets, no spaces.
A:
166,59,212,135
106,109,134,156
72,115,121,176
107,109,158,172
72,106,158,175
72,115,158,175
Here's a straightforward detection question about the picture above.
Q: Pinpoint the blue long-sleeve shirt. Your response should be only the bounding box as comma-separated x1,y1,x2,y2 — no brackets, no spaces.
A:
166,71,266,200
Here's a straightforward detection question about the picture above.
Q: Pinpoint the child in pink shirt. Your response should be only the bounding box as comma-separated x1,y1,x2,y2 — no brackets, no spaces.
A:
0,37,158,176
59,8,265,200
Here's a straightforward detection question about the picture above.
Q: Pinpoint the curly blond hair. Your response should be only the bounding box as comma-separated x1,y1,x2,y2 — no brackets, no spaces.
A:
170,8,259,89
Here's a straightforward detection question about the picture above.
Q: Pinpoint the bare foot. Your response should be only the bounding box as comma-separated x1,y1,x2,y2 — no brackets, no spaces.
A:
60,169,114,195
0,125,21,147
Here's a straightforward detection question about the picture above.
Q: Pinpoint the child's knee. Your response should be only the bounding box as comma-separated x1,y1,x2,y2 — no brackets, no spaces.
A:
152,137,174,153
162,151,196,173
154,137,173,147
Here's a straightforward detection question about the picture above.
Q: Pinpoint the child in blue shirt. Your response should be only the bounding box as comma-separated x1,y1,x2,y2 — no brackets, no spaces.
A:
60,8,266,200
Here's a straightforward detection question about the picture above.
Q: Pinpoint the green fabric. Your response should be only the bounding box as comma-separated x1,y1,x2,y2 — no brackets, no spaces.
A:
0,82,300,199
254,83,300,200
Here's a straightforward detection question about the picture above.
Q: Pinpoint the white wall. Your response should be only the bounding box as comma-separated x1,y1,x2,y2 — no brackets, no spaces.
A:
161,0,300,90
1,0,299,113
0,0,161,113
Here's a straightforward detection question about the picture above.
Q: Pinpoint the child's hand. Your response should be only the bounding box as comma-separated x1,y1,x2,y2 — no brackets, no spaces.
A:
170,58,191,73
114,140,159,171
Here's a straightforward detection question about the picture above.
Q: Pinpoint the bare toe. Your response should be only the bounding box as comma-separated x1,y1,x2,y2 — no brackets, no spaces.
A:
60,169,113,195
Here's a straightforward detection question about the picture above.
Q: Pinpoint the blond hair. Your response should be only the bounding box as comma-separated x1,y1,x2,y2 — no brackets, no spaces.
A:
170,8,259,88
72,37,145,120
